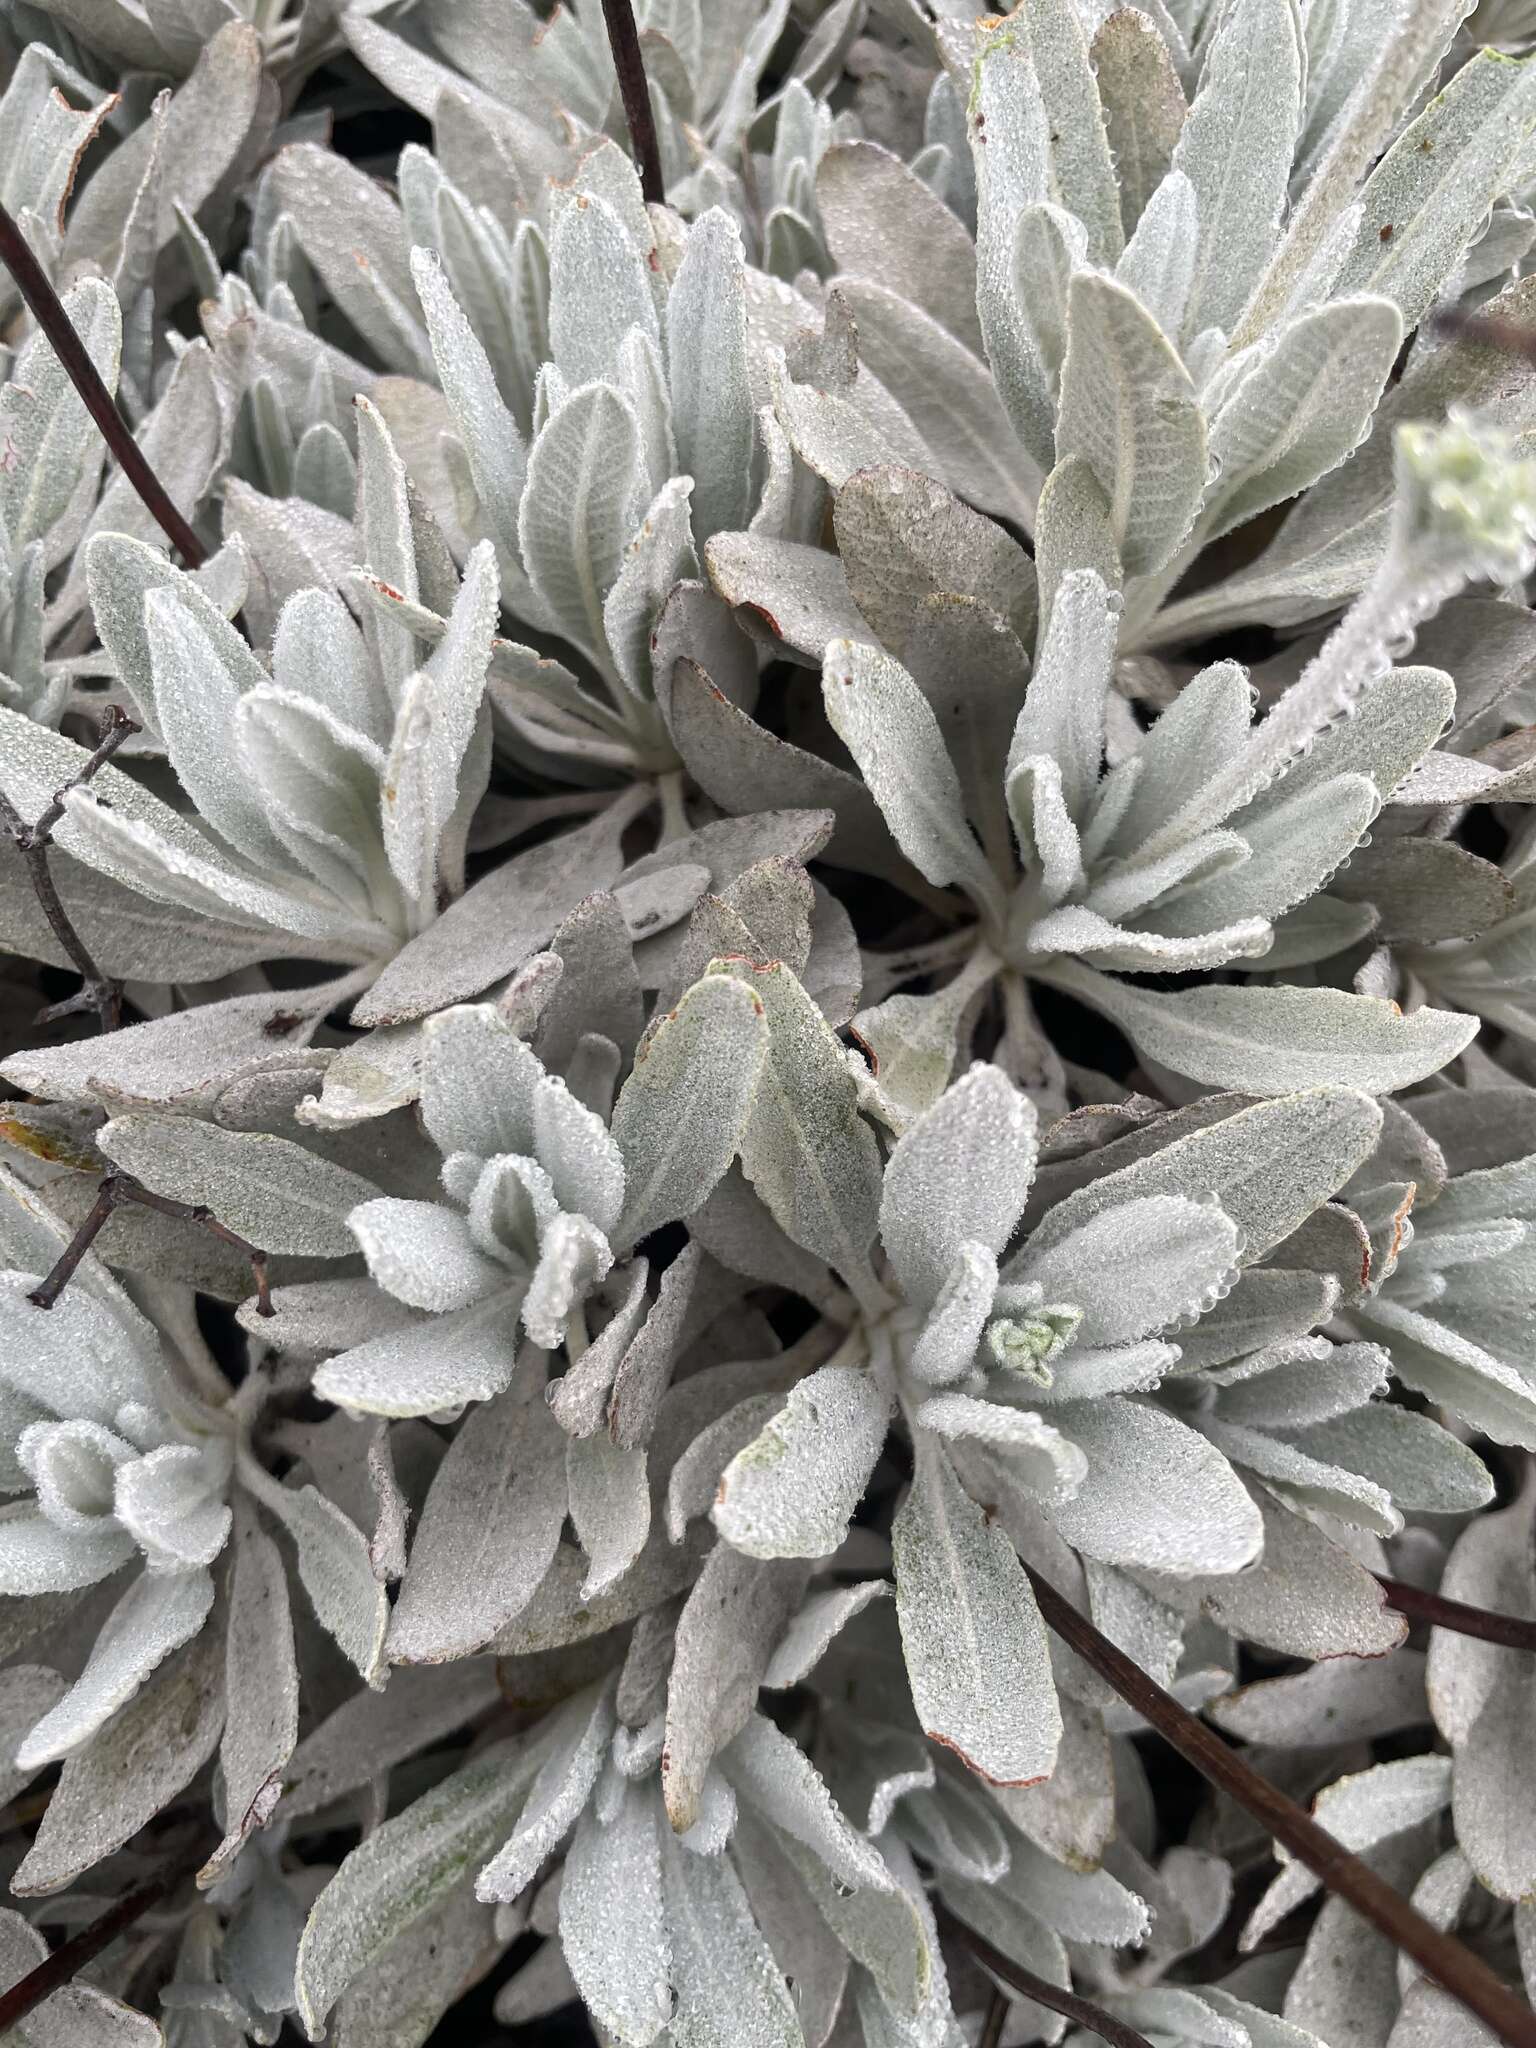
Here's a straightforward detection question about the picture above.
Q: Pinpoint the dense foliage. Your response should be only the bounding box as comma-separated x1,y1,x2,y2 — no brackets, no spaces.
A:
2,2,1536,2044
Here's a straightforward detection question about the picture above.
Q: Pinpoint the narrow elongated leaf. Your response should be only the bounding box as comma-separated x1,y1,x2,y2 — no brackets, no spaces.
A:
612,972,769,1247
1006,567,1114,822
476,1683,615,1902
567,1432,650,1599
520,381,641,669
1205,298,1403,538
822,638,1005,922
15,1567,213,1771
1016,0,1124,266
98,1117,380,1258
892,1441,1060,1786
818,141,983,354
560,1783,674,2045
880,1063,1036,1311
140,584,288,870
1172,0,1303,339
411,249,525,553
1115,169,1197,340
659,1810,804,2048
719,959,884,1296
1046,967,1477,1097
241,1462,389,1686
668,208,754,544
295,1737,541,2033
723,1713,892,1895
13,1627,225,1895
1055,271,1207,577
1091,9,1186,237
388,1393,568,1663
550,189,657,387
662,1544,809,1832
202,1513,299,1883
1333,47,1536,328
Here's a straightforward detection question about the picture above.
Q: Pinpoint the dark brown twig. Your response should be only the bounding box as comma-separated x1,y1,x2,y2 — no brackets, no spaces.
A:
0,705,140,1032
977,1984,1010,2048
1022,1564,1536,2048
0,1833,210,2033
28,1170,274,1317
600,0,665,205
0,200,208,567
933,1899,1154,2048
1377,1575,1536,1654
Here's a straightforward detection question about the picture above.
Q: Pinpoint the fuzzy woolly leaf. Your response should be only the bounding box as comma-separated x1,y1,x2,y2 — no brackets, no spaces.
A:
1046,1398,1263,1575
668,208,754,544
612,972,769,1247
97,1117,380,1259
559,1783,673,2045
822,637,1005,921
892,1441,1060,1787
1055,271,1207,577
713,1364,890,1560
880,1063,1037,1311
202,1513,299,1883
720,959,884,1296
1046,970,1477,1097
296,1738,541,2033
388,1394,568,1663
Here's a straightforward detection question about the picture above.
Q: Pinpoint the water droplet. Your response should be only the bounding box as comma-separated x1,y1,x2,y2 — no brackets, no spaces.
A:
543,1379,562,1406
832,1879,855,1898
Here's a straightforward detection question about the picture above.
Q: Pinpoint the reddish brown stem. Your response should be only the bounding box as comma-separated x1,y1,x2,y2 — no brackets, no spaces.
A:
600,0,665,205
28,1171,274,1317
0,705,140,1033
933,1899,1154,2048
978,1986,1009,2048
1022,1564,1536,2048
1378,1575,1536,1653
0,1834,209,2032
0,200,207,567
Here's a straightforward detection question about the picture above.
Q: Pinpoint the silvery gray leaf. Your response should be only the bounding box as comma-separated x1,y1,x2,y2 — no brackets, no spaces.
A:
880,1063,1036,1312
14,1565,213,1772
716,958,882,1297
239,1457,389,1687
713,1363,889,1561
13,1625,224,1896
476,1681,615,1903
559,1779,673,2045
387,1392,568,1663
662,1543,809,1834
658,1803,803,2048
202,1510,299,1884
295,1735,542,2034
892,1440,1060,1788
